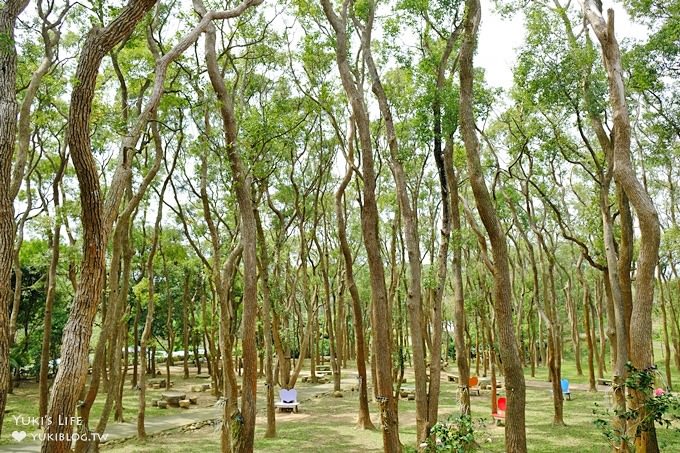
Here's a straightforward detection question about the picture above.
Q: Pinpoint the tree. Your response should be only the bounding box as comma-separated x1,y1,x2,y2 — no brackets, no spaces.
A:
42,1,158,450
583,2,662,451
459,0,527,450
321,0,401,449
0,0,30,436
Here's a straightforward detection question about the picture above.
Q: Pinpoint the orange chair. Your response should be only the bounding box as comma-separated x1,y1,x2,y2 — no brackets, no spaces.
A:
468,376,481,396
492,396,506,426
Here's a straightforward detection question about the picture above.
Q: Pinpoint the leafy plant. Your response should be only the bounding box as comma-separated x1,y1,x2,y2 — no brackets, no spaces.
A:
423,414,478,452
593,362,680,450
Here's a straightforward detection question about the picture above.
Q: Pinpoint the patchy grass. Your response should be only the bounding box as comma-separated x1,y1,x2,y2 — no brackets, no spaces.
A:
2,368,218,446
101,371,680,452
5,360,680,451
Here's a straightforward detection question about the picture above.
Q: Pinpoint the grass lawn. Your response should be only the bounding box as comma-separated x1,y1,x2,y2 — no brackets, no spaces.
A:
99,365,680,452
2,371,217,446
4,357,680,451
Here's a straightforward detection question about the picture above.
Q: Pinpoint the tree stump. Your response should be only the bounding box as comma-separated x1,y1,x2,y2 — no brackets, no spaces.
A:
179,399,191,409
189,396,198,404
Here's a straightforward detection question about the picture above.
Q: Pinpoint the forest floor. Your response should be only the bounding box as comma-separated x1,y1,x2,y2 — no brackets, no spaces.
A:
2,357,680,452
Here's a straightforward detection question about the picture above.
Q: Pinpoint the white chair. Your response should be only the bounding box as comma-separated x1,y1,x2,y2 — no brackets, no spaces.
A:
274,388,300,413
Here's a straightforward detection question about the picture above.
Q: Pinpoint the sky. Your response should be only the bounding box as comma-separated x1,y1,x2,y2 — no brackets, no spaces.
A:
477,0,648,89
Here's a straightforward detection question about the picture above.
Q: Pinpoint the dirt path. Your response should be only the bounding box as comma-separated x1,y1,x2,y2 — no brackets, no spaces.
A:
0,375,355,452
0,369,605,452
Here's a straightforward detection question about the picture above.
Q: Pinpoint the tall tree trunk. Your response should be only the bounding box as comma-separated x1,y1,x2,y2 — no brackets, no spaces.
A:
459,0,526,449
0,0,29,435
450,164,470,416
321,1,399,449
577,260,598,392
42,1,157,450
137,184,164,440
585,5,662,450
334,128,374,429
256,208,277,438
199,3,261,448
182,273,191,379
39,154,67,419
658,269,673,390
361,9,428,442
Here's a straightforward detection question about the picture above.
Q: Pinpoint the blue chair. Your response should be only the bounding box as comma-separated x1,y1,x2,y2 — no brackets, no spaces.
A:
561,379,571,400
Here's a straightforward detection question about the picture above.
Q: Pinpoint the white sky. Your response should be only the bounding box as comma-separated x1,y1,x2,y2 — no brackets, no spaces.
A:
477,0,648,89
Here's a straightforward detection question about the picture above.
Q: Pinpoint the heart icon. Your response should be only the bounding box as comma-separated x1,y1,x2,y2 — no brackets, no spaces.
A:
12,430,27,442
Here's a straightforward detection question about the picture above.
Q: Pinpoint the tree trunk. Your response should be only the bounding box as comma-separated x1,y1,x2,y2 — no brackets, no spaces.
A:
459,1,526,450
0,0,29,436
256,208,277,438
39,155,67,420
585,5,662,450
137,186,164,440
450,164,470,416
182,273,191,379
199,4,260,448
334,128,374,429
321,2,399,449
361,14,428,442
658,269,672,390
42,2,157,451
577,261,598,392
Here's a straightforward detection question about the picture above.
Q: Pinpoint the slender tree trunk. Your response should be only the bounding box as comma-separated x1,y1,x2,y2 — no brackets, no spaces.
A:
450,164,470,416
658,269,673,390
335,129,374,429
578,261,597,392
182,273,191,379
256,209,277,438
0,0,30,435
321,2,399,448
42,2,157,450
39,155,67,419
585,6,661,450
460,1,526,449
137,189,164,440
362,15,428,442
199,5,260,448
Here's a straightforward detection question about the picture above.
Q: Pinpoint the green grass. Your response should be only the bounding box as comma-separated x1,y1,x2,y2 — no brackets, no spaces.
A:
5,357,680,452
1,372,216,446
100,371,680,452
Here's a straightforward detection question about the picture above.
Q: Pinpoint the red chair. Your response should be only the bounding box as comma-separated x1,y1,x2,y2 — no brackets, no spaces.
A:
492,396,506,425
469,376,481,396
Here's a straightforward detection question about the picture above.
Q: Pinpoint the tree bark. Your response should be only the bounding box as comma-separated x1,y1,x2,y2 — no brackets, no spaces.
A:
459,1,526,450
39,153,68,420
198,1,261,448
255,209,277,438
321,2,399,449
41,1,157,450
584,4,662,450
0,0,30,436
334,124,374,429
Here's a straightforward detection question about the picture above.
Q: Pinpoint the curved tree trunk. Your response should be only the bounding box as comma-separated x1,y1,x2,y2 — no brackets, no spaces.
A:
198,1,261,448
335,126,374,429
42,1,157,450
584,4,662,451
0,0,30,436
256,209,277,437
459,0,526,450
321,1,399,449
